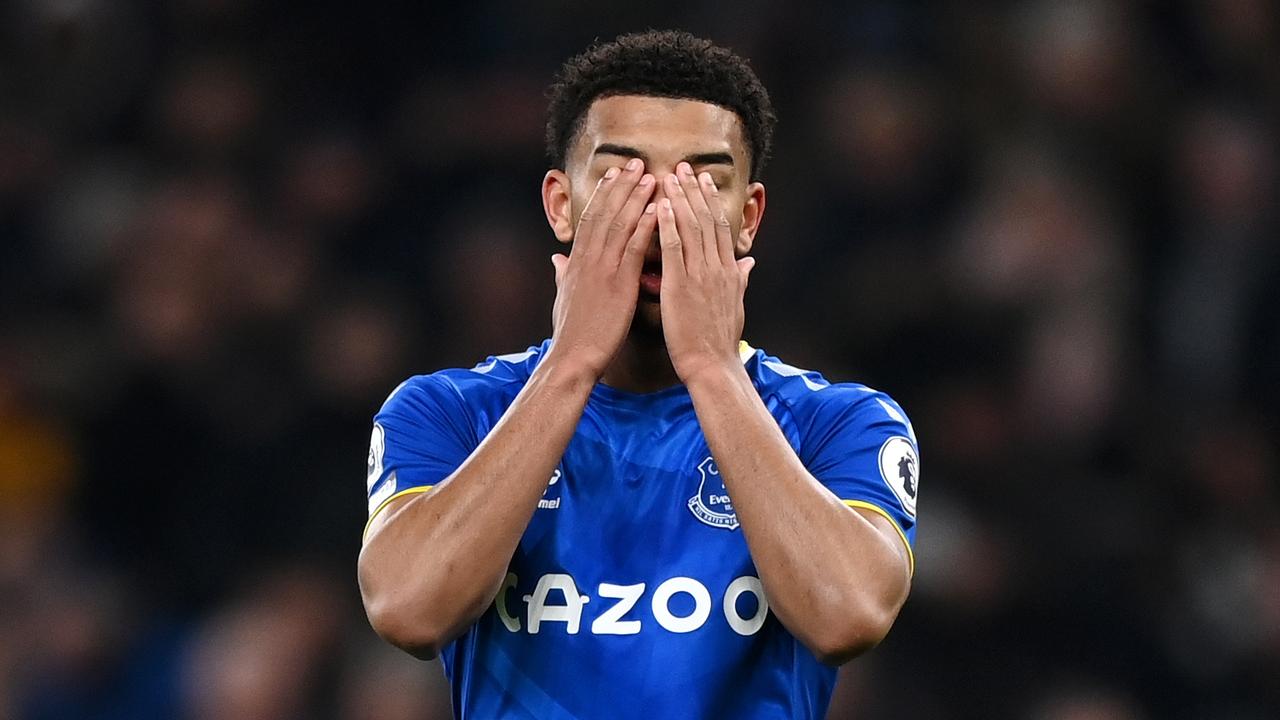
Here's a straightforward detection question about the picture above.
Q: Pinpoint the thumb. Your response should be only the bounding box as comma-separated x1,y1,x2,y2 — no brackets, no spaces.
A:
551,253,568,286
737,256,756,287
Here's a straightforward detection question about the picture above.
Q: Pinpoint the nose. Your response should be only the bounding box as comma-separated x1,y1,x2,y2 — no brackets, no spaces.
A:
644,162,676,202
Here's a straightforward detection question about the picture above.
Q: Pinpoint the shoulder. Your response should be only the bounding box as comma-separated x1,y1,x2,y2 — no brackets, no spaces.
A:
378,339,551,418
747,346,916,444
456,339,552,387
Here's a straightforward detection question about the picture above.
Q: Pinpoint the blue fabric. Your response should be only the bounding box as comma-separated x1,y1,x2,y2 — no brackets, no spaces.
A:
367,340,918,720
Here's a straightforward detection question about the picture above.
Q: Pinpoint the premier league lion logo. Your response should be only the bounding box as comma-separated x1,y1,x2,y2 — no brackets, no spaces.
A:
878,436,918,517
688,456,739,530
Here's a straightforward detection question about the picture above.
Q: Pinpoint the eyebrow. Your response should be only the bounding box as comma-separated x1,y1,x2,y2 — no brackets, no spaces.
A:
593,143,735,168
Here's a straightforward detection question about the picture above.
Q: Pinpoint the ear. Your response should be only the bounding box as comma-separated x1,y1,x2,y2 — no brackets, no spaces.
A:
542,169,575,244
736,181,766,255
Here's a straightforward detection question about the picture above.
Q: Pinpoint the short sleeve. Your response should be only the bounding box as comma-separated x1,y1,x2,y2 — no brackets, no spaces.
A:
797,388,919,574
364,375,478,536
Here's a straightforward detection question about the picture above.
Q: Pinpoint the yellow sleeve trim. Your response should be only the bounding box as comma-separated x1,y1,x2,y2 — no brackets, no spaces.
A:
843,500,915,577
738,340,754,363
363,485,434,541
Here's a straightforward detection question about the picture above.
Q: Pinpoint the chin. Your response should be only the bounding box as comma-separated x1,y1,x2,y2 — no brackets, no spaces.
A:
631,301,665,341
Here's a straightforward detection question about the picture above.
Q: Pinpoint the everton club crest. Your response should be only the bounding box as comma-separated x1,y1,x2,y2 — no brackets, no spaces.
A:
688,456,738,530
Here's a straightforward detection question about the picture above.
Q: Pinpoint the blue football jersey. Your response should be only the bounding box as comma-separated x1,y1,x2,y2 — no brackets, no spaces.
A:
365,340,919,720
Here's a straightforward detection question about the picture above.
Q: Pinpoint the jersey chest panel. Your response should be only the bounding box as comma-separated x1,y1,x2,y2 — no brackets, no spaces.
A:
444,379,829,719
510,403,761,630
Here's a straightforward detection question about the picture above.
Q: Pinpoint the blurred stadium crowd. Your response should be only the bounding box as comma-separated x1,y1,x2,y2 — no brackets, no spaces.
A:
1,0,1277,718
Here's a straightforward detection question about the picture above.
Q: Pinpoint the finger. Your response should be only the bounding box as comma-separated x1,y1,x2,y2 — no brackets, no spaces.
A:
737,256,755,287
620,202,658,275
551,253,568,286
699,172,735,266
573,169,619,258
594,158,647,251
665,170,703,269
657,197,684,278
604,171,656,260
679,165,718,266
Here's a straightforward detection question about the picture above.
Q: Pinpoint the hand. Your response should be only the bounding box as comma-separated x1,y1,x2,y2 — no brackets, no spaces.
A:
657,162,755,385
548,159,658,379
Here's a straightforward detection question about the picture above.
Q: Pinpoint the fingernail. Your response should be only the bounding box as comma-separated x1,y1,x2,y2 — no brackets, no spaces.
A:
680,162,694,176
605,167,620,179
626,158,641,171
644,202,656,214
639,174,654,186
661,198,673,211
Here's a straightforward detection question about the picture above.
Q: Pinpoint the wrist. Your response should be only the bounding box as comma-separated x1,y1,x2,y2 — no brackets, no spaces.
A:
536,345,604,394
680,355,751,394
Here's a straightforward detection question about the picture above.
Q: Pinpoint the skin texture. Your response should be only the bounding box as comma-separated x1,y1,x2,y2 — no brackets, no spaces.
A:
358,94,911,664
543,96,765,392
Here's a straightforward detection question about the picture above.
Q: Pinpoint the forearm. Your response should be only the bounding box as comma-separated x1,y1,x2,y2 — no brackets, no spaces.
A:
686,364,910,663
359,157,660,657
358,351,595,655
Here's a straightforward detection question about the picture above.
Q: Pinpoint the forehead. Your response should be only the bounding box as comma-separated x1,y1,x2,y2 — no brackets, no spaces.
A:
570,95,747,165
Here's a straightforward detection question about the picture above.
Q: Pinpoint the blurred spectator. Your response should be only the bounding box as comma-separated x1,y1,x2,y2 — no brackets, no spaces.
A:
337,641,452,720
181,566,344,720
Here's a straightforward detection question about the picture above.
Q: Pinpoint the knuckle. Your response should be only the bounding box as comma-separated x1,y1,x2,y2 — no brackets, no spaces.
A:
608,218,629,233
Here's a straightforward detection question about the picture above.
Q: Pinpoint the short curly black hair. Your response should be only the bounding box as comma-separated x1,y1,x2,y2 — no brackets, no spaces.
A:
546,30,776,181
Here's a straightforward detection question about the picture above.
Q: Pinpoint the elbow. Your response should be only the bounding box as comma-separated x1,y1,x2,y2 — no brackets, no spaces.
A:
803,601,899,667
358,549,448,660
358,541,502,659
804,553,912,666
362,593,447,660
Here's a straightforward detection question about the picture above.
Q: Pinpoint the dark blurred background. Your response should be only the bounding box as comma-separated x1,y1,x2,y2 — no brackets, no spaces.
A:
1,0,1277,718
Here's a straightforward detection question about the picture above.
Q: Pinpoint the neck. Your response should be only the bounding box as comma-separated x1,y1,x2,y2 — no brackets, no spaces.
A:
599,325,681,394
